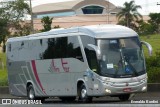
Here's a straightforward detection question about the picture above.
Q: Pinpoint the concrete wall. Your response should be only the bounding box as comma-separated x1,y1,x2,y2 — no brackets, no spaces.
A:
33,15,150,30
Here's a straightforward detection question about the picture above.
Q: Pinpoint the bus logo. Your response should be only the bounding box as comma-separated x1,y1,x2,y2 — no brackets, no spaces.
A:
2,99,11,104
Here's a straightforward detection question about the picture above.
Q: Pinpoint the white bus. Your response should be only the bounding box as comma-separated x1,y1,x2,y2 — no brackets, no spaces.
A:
6,25,152,102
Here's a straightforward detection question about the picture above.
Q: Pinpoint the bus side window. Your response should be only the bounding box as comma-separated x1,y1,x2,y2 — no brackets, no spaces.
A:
40,39,42,46
68,36,84,61
21,42,24,46
42,38,56,59
42,37,68,59
8,44,11,52
42,36,83,60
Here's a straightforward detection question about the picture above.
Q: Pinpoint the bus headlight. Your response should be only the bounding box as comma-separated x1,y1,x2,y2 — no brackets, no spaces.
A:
142,86,147,91
105,89,111,93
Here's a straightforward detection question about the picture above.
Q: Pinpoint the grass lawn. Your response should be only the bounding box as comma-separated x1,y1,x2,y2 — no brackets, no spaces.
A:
0,34,160,86
0,53,8,86
140,34,160,57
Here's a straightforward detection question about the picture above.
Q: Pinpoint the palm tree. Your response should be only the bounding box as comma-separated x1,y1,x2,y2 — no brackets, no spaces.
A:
116,0,142,28
41,16,53,31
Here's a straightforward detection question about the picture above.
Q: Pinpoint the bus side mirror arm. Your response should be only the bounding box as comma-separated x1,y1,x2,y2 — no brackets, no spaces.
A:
141,41,152,56
88,44,101,59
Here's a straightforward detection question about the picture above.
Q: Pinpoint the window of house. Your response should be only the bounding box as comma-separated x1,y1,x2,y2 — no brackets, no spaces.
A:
82,6,104,14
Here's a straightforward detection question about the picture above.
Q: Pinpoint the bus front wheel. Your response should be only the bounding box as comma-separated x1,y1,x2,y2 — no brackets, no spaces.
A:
79,84,92,102
118,94,130,101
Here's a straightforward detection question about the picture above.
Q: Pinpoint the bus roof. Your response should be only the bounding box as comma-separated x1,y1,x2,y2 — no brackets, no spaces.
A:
7,25,138,42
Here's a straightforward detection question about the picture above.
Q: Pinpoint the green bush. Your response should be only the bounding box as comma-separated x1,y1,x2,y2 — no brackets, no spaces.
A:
146,51,160,83
147,67,160,83
0,69,8,86
0,77,8,86
0,53,8,86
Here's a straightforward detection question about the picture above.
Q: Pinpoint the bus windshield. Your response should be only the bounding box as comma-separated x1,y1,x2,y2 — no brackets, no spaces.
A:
97,37,145,78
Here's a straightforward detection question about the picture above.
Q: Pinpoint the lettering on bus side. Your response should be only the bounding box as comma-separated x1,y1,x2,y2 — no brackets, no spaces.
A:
61,58,70,72
48,59,70,73
48,59,60,73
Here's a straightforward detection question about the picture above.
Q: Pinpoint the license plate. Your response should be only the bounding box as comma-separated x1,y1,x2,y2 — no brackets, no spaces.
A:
123,88,131,92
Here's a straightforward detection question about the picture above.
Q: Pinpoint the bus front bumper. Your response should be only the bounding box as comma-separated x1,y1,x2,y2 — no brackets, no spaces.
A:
100,81,147,96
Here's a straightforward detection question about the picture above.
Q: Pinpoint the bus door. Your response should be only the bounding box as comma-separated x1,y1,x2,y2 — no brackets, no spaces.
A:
83,45,100,94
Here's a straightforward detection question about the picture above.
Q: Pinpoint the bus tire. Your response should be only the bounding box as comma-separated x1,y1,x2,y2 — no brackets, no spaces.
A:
79,84,92,103
118,94,130,101
27,85,36,100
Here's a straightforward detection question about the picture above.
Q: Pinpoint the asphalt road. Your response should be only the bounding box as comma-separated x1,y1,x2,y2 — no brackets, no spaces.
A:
0,92,160,107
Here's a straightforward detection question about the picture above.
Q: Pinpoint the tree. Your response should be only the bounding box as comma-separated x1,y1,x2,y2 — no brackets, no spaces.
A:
41,16,53,31
12,22,32,37
148,13,160,33
0,3,10,52
0,18,9,52
117,18,127,26
54,25,60,29
8,0,31,36
135,13,160,35
116,0,142,28
136,20,154,35
0,0,31,52
7,0,30,21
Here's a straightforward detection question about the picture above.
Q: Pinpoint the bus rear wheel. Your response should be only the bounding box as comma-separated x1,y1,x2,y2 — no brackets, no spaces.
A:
27,85,36,100
27,85,46,103
79,84,92,103
118,94,130,101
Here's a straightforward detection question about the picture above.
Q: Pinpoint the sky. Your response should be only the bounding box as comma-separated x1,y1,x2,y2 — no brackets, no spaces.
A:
1,0,160,15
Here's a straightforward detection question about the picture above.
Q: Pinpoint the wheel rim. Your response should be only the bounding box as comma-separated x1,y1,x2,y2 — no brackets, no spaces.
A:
29,88,35,99
81,88,87,99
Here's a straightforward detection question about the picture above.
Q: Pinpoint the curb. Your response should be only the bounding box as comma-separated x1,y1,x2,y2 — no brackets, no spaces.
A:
0,84,159,95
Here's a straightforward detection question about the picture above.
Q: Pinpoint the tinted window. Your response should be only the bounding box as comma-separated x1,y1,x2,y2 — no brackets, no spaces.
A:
82,6,103,14
42,36,83,61
81,36,99,73
43,37,67,59
8,44,11,52
40,39,42,46
55,37,68,58
68,36,83,61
